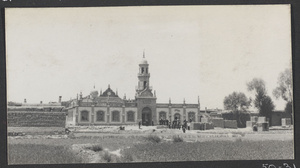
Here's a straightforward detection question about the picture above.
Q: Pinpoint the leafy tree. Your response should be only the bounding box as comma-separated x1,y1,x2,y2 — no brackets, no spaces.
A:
247,78,275,120
223,92,251,127
273,68,293,123
273,69,293,109
273,69,292,102
223,92,251,111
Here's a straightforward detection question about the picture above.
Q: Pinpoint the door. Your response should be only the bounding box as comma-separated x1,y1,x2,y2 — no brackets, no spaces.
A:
142,107,152,126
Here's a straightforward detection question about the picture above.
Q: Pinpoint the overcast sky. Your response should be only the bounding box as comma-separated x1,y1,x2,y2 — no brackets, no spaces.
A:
6,5,292,110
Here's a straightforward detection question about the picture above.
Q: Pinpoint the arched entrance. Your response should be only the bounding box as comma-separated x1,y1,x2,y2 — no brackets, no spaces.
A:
142,107,152,126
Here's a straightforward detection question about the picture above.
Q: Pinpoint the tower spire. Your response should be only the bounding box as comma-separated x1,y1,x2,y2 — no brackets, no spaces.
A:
143,50,145,58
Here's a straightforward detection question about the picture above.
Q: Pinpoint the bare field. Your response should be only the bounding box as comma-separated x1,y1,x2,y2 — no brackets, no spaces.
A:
7,128,294,164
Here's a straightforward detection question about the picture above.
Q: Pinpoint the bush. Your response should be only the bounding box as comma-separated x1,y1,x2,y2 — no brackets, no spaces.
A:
172,135,184,142
146,134,161,143
103,151,112,162
85,144,103,152
122,151,134,162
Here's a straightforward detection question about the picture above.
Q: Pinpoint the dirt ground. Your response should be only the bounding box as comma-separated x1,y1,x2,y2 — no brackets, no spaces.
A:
7,125,294,163
8,125,294,144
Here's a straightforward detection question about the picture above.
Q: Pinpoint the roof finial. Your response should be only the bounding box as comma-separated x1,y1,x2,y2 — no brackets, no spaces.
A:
169,98,171,104
116,88,118,95
108,84,110,88
93,83,95,89
183,98,186,104
143,50,145,58
123,93,126,99
198,96,200,104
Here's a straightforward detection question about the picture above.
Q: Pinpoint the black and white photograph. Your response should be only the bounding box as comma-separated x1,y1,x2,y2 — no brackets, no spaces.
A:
4,4,295,166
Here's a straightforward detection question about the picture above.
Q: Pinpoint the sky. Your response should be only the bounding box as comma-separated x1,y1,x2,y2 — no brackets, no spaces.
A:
6,5,292,110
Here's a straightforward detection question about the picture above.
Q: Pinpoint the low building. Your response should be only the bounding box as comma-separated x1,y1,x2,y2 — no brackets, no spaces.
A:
271,110,292,126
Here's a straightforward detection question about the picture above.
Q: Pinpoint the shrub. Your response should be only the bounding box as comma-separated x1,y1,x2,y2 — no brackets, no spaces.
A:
68,133,76,139
122,151,134,162
146,134,161,143
85,144,103,152
103,151,112,162
172,135,184,142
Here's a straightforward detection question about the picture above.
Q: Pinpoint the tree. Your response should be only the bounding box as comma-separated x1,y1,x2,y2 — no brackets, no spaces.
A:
223,92,251,111
273,69,292,102
223,92,251,127
273,68,293,123
247,78,275,120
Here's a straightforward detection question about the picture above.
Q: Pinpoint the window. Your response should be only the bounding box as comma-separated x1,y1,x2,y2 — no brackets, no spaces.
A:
141,67,144,73
143,81,147,89
146,68,148,74
112,111,120,122
96,111,105,122
188,112,195,122
127,111,135,122
81,111,89,122
159,111,167,120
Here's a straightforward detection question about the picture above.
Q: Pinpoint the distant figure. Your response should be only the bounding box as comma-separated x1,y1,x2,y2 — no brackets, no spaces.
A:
182,125,186,133
183,120,187,131
187,122,191,130
152,120,154,126
172,120,176,129
139,121,141,129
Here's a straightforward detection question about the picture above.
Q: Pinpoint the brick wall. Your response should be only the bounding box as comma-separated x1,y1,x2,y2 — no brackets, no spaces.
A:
7,111,66,127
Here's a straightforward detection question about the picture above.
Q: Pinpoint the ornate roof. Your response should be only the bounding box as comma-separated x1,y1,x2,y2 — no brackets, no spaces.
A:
100,86,118,97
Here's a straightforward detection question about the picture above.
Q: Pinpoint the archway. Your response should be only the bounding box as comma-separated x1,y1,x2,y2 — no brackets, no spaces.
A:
142,107,152,126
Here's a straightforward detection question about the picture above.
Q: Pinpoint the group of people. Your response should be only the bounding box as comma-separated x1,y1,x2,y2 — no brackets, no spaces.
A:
160,117,192,133
137,117,193,133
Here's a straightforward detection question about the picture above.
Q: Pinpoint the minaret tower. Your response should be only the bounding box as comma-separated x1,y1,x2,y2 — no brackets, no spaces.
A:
136,51,152,93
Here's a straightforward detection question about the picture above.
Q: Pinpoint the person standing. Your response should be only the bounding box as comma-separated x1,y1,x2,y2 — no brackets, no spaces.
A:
187,121,191,130
139,121,141,129
182,124,186,133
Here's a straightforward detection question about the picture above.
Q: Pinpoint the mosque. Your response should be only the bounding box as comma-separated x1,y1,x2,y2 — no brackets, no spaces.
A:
65,55,203,126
